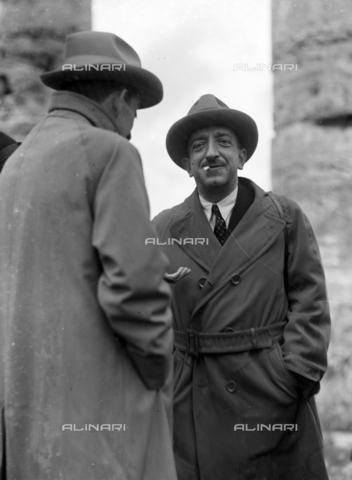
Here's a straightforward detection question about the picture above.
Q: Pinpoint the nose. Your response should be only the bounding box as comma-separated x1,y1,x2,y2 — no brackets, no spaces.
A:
205,137,219,160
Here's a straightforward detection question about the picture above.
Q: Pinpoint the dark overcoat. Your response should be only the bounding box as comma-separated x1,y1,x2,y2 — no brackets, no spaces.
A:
0,91,177,480
153,178,331,480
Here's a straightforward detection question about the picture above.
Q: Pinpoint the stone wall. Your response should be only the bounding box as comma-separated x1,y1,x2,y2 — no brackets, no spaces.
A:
0,0,91,140
272,0,352,445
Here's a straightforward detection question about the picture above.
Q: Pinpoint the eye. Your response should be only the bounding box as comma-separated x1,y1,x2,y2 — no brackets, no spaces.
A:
192,141,205,152
218,138,231,146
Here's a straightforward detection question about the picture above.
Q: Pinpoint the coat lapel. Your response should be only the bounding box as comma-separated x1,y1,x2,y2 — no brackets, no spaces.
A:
226,180,254,237
170,190,221,272
191,179,286,319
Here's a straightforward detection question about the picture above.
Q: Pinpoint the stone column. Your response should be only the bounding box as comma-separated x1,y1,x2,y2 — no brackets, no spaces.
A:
272,0,352,437
0,0,91,140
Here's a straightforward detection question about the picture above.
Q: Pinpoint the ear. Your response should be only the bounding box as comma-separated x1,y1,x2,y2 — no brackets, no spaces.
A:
238,149,247,170
182,157,193,177
112,88,129,115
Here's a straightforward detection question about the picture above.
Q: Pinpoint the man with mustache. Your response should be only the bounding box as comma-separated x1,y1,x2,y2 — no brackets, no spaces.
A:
154,94,330,480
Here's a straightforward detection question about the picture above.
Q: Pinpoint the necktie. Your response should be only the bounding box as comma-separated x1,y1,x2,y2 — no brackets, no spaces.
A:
212,204,227,245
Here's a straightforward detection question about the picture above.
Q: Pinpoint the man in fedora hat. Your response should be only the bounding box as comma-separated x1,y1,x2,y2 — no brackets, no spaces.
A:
153,94,330,480
0,31,177,480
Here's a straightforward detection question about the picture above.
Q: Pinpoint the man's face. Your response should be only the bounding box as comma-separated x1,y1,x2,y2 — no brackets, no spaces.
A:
115,91,140,140
183,125,247,199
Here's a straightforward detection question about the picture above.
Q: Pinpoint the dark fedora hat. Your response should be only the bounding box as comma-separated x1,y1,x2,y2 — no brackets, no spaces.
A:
40,31,163,109
0,131,20,173
166,94,258,168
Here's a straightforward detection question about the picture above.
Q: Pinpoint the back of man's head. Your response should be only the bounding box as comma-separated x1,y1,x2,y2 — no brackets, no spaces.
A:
64,80,139,106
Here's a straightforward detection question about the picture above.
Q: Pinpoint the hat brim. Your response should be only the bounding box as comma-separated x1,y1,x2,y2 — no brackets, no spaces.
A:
40,65,163,109
166,109,258,168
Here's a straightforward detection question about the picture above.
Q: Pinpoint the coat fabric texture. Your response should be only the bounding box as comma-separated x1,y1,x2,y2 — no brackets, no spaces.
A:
0,91,177,480
153,178,331,480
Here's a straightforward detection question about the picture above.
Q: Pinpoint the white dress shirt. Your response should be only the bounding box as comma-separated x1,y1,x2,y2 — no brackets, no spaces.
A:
199,185,238,230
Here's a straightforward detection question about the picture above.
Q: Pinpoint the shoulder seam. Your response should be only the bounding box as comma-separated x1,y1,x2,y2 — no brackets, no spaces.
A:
266,191,293,225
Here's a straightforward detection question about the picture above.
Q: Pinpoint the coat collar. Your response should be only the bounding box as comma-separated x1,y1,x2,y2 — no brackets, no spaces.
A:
48,91,120,134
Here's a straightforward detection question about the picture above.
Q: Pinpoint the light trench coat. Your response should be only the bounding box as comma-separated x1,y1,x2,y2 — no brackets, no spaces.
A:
0,91,177,480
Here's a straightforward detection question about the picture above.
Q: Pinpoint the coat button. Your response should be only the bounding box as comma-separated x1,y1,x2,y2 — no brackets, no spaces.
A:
231,274,241,286
226,381,237,393
224,327,235,333
198,277,207,289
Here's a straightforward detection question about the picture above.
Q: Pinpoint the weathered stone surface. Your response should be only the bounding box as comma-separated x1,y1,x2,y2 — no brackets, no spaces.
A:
273,123,352,433
272,0,352,439
273,0,352,53
273,123,352,262
0,0,91,139
272,0,352,127
323,431,352,480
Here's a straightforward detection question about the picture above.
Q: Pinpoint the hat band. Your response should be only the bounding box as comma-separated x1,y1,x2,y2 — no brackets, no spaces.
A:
62,55,141,70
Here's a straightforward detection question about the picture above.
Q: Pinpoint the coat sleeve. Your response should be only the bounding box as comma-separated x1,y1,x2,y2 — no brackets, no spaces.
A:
91,138,173,390
280,197,331,383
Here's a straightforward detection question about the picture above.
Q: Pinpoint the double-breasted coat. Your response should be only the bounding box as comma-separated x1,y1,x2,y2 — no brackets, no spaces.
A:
153,178,331,480
0,91,177,480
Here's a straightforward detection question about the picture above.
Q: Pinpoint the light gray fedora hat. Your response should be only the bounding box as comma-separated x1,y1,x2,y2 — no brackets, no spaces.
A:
166,94,258,168
40,31,163,109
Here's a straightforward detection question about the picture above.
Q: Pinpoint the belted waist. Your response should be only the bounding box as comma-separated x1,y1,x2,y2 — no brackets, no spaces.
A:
174,321,286,357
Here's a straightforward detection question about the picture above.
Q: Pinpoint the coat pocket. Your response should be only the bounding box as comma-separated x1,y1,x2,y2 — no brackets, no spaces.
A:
272,342,301,394
227,342,300,405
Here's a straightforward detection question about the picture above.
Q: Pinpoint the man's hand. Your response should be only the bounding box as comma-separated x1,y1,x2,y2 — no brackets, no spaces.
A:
164,267,191,283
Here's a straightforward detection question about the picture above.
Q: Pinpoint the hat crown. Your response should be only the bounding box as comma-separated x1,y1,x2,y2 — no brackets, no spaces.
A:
40,31,163,109
64,31,142,68
188,94,229,116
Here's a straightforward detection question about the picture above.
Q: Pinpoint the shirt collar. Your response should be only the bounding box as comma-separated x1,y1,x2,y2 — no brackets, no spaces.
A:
199,184,239,223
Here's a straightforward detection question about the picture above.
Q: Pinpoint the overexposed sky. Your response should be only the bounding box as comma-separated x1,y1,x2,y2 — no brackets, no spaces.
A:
93,0,273,216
